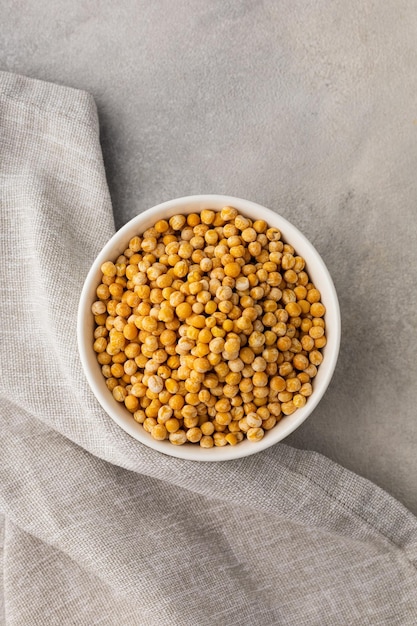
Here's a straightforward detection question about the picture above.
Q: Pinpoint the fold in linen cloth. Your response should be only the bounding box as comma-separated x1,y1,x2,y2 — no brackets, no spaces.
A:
1,71,417,625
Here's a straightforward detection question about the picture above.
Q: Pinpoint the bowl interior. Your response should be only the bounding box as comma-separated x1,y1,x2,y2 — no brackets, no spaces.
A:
78,195,340,461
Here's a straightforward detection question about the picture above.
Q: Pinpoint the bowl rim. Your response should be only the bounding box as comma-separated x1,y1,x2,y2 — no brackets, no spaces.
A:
77,194,341,461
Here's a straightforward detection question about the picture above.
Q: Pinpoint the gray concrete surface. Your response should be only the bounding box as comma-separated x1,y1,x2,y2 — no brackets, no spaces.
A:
3,0,417,513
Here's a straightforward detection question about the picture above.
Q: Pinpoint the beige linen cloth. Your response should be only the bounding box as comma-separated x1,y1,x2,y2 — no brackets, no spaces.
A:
1,71,417,625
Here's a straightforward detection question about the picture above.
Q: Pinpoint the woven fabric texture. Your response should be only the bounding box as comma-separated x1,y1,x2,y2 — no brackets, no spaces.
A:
1,71,417,625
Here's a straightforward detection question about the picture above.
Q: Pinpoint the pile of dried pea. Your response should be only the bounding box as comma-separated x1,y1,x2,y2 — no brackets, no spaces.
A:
92,207,326,447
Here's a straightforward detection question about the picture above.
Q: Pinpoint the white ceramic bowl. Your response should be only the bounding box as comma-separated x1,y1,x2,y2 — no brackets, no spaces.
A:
78,195,341,461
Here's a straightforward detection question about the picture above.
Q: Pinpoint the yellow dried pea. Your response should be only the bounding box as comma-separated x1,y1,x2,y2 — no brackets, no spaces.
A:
93,207,326,447
247,427,264,442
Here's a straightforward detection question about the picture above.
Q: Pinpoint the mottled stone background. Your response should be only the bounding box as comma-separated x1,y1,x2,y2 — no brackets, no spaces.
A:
3,0,417,513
